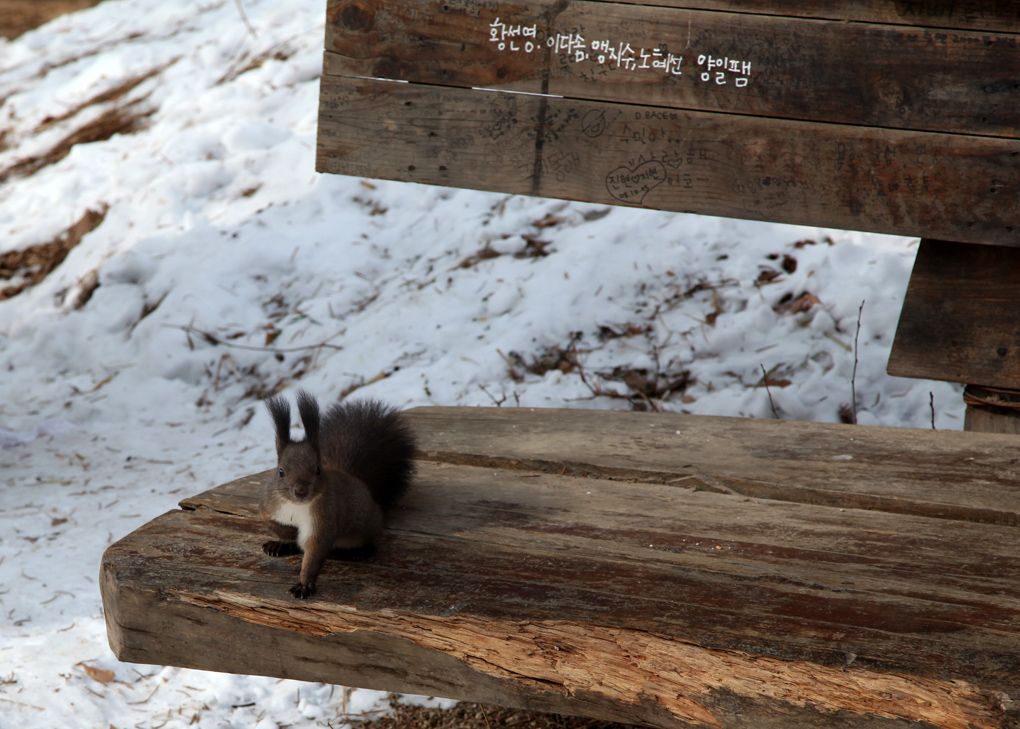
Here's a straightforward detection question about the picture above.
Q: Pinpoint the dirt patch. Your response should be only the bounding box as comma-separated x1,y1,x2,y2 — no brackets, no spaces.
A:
0,0,104,40
364,700,631,729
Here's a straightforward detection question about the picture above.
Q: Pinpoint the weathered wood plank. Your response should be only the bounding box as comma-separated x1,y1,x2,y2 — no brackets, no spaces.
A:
184,407,1020,527
889,240,1020,388
104,456,1020,729
325,0,1020,138
399,406,1020,526
560,1,1020,34
181,466,1020,610
179,472,261,516
316,75,1020,247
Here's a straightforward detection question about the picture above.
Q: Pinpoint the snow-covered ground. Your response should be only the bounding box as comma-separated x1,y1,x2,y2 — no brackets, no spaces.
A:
0,0,962,726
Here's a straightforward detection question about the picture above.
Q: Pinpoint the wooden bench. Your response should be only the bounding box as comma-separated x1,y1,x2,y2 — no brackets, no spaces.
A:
103,407,1020,729
102,3,1020,728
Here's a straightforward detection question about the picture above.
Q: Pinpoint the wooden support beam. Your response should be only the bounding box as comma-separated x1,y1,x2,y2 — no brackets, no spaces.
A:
963,385,1020,434
890,240,1020,426
102,407,1020,729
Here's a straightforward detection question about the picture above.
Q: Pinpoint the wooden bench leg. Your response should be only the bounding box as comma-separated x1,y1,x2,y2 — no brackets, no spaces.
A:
889,239,1020,432
963,385,1020,434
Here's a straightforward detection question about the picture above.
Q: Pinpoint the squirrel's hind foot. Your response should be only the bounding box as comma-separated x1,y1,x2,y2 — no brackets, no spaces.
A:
289,581,315,599
263,540,301,557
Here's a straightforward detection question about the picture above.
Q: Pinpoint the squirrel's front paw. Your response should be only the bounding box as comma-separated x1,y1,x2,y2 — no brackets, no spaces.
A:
289,581,315,599
263,540,300,557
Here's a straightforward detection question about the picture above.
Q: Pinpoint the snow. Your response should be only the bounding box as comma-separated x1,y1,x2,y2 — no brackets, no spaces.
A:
0,0,962,726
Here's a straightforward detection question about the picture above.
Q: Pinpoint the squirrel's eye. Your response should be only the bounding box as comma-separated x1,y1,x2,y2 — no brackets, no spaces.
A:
278,468,285,478
315,466,321,476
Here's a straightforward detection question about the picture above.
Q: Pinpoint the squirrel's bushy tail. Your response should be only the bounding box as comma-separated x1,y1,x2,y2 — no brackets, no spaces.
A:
320,399,416,508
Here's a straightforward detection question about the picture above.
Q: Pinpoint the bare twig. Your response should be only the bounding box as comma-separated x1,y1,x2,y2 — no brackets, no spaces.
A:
930,391,936,430
235,0,258,37
127,684,161,706
850,300,864,425
569,337,599,395
496,348,523,382
760,364,779,419
478,384,507,407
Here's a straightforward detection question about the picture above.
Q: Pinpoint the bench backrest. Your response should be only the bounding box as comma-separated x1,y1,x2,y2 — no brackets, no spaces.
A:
316,0,1020,246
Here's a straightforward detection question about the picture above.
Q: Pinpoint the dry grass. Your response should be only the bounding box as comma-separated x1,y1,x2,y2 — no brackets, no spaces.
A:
0,205,107,301
34,66,165,134
503,333,691,412
0,0,104,40
215,42,297,85
0,100,155,183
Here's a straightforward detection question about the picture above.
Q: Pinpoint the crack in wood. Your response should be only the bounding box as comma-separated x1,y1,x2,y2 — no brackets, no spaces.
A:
418,449,705,485
415,449,1020,527
177,590,1004,729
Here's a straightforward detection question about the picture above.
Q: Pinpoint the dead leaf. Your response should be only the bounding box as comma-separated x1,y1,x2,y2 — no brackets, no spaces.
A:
597,323,648,341
455,245,501,269
515,235,552,259
533,213,565,229
775,292,821,315
80,663,115,684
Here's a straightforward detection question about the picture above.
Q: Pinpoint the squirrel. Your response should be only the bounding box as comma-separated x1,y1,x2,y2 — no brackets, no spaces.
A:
260,390,416,599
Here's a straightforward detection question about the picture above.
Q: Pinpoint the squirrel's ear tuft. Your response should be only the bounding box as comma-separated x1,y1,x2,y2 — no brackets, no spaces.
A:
296,390,321,454
265,396,291,456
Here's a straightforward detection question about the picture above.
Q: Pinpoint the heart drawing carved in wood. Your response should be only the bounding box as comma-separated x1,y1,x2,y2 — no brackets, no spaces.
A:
605,161,667,204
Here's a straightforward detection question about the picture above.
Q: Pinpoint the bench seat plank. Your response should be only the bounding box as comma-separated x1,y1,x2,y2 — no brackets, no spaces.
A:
103,408,1020,729
403,406,1020,525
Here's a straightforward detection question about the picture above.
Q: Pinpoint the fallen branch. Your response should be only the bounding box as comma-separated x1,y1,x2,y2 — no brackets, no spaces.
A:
168,324,344,354
234,0,258,37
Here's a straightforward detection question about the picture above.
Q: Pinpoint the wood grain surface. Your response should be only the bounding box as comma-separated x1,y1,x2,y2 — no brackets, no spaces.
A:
889,240,1020,388
317,75,1020,246
324,0,1020,138
103,407,1020,729
548,1,1020,34
316,0,1020,244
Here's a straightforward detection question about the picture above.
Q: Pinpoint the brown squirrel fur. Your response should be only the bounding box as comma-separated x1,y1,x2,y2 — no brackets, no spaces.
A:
260,390,415,598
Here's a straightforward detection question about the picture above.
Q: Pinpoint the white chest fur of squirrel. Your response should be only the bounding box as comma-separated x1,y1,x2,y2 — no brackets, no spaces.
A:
260,390,415,598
